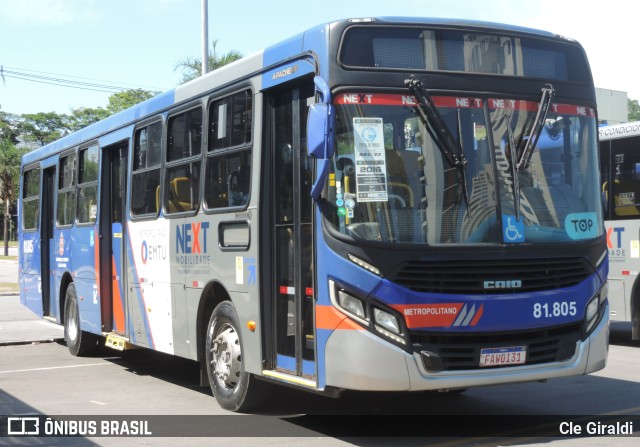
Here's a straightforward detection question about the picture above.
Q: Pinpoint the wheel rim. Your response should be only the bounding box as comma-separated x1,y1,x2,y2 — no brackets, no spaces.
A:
67,301,78,342
210,323,242,391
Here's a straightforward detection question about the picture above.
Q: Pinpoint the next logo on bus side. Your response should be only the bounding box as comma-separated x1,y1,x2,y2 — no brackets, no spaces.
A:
176,222,210,254
607,226,626,257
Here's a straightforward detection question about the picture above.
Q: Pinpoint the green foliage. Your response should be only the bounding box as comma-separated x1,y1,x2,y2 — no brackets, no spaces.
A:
628,98,640,122
20,112,69,146
0,110,21,144
107,89,159,114
0,138,26,254
68,107,110,132
0,138,23,203
174,40,242,84
15,88,157,143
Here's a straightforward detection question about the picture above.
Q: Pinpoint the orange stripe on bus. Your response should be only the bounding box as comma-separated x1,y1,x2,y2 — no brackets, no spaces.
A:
316,305,362,330
112,256,125,333
470,304,484,326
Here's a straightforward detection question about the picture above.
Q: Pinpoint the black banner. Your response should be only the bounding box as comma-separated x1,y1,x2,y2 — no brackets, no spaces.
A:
1,414,639,438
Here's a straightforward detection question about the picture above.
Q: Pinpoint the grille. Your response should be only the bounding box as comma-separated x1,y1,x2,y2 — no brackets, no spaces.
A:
389,258,592,294
412,323,581,371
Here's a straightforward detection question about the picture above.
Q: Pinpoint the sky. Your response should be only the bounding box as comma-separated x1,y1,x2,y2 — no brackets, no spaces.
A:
0,0,638,115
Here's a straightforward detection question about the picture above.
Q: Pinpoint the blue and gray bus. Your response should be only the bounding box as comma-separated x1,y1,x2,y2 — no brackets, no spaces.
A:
599,121,640,339
19,17,609,411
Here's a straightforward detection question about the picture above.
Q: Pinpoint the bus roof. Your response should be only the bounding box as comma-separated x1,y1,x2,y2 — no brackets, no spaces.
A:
375,16,558,38
599,121,640,141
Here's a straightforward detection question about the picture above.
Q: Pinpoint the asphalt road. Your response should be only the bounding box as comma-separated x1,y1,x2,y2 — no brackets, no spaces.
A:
1,300,639,447
1,250,640,446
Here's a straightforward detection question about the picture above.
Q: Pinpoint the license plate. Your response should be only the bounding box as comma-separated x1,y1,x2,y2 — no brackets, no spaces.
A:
479,346,526,367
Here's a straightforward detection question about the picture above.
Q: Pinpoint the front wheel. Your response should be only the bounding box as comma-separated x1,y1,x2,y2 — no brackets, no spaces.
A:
205,301,270,412
64,283,99,356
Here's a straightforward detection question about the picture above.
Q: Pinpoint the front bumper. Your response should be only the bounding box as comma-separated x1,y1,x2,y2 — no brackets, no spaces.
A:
323,303,609,391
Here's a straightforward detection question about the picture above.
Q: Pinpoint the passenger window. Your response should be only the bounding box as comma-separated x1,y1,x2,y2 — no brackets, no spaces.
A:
205,90,252,209
165,107,203,214
22,168,41,230
77,145,99,224
57,152,76,226
612,144,640,219
131,122,162,217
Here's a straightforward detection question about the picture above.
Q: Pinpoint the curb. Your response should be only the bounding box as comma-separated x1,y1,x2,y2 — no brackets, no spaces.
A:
0,338,64,348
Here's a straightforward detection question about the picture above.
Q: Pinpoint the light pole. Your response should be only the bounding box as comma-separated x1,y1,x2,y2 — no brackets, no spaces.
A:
201,0,209,76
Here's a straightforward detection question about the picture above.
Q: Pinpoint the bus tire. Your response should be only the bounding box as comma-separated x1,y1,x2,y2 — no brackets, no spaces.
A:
205,301,270,412
64,283,99,357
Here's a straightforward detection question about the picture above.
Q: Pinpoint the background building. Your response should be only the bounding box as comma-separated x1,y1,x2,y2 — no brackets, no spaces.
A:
596,87,628,124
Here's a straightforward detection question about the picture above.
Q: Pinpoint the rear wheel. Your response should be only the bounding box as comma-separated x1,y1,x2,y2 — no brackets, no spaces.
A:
205,301,270,412
64,283,99,356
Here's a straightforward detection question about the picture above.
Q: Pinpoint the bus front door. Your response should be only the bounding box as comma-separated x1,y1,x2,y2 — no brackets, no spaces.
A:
99,142,128,335
40,166,56,318
267,83,316,380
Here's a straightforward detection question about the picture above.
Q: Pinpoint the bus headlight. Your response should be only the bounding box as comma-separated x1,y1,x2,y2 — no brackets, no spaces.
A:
329,280,408,347
337,290,366,320
585,296,599,332
373,308,406,345
585,283,608,335
374,308,401,334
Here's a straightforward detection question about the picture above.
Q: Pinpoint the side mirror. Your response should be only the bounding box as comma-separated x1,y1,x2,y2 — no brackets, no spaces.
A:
308,76,335,201
307,103,335,159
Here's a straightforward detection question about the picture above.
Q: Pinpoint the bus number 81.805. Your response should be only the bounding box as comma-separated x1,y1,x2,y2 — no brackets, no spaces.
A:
533,301,577,319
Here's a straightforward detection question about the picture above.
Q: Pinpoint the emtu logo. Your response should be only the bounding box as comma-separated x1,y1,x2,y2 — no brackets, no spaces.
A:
176,222,210,253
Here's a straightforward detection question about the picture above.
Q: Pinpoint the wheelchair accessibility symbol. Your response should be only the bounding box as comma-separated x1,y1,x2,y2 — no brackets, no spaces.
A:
502,215,525,243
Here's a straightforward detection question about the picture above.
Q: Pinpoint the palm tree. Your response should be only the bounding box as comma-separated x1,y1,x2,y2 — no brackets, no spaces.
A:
174,40,242,84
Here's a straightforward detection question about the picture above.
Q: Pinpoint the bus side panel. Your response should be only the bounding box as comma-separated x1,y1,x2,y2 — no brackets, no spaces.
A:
19,231,43,317
607,279,627,321
71,225,101,334
126,219,172,352
175,211,263,372
604,220,638,322
51,227,70,321
314,208,383,389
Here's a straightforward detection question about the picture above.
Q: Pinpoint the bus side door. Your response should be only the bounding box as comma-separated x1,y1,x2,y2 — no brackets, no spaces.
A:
264,81,316,378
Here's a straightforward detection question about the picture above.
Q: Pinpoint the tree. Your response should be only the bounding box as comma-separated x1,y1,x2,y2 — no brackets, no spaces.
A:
106,89,159,114
0,138,25,255
20,112,69,146
68,107,110,132
0,110,20,144
628,98,640,122
174,40,242,84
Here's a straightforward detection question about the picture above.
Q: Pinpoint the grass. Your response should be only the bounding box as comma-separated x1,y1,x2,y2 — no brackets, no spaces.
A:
0,242,19,292
1,239,18,260
0,282,18,293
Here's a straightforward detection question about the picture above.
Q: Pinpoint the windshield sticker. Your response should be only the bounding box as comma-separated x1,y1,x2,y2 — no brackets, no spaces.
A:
502,215,525,243
565,212,598,240
353,117,388,202
488,98,595,117
335,93,483,108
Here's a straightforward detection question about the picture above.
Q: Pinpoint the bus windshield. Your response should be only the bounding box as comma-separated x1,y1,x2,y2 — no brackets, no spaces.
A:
324,93,602,245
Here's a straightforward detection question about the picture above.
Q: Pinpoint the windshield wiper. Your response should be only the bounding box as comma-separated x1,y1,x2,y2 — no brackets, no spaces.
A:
405,75,471,217
505,111,522,221
505,84,554,221
517,84,555,170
